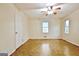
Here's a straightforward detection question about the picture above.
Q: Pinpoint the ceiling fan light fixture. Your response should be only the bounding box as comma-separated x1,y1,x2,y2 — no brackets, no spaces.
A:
48,7,51,11
47,10,53,15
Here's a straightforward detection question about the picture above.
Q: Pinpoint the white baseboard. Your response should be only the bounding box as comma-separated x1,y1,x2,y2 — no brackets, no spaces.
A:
29,37,61,39
62,38,79,47
8,38,29,56
8,49,16,56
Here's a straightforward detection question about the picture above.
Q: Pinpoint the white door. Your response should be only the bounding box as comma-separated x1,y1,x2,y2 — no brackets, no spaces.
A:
15,13,23,48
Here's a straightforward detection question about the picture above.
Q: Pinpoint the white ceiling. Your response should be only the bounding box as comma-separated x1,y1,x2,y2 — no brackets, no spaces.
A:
14,3,47,10
14,3,79,18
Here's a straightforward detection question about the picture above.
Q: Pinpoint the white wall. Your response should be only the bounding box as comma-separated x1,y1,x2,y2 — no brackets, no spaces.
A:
61,9,79,46
0,4,29,55
28,16,61,39
0,4,16,54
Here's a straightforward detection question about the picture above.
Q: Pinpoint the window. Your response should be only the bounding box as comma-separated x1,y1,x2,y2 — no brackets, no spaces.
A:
64,19,70,34
42,21,48,33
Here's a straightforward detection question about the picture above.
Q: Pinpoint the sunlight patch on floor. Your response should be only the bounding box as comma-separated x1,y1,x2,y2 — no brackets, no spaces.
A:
64,46,70,56
41,43,51,55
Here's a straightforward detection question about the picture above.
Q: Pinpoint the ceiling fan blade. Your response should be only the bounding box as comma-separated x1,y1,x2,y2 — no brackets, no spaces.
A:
55,7,61,10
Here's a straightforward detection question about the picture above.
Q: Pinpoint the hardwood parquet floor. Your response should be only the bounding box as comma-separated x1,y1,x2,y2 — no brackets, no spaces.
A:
11,39,79,56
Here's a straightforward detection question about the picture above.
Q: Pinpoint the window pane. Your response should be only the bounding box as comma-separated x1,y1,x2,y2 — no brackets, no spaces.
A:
65,27,69,33
64,20,69,34
42,22,48,33
42,22,48,28
66,20,69,26
43,28,48,33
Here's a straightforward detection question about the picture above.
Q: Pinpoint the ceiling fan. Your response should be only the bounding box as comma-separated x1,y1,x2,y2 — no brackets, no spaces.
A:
40,3,63,16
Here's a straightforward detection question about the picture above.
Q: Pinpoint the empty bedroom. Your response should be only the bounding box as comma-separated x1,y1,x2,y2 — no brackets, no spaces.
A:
0,3,79,56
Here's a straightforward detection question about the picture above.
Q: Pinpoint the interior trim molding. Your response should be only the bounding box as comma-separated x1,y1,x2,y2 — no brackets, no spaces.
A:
29,38,62,40
9,38,29,56
62,38,79,47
